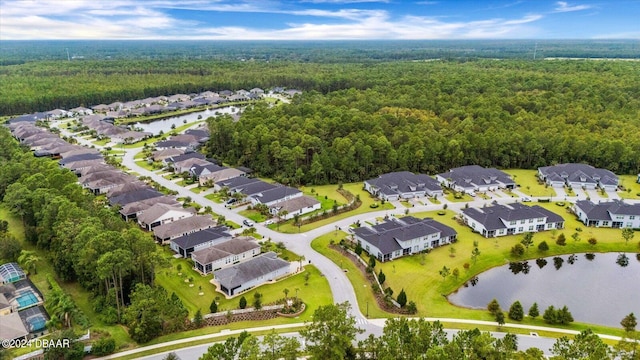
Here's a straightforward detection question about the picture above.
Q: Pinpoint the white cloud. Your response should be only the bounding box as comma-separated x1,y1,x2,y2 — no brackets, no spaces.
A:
300,0,390,3
554,1,592,12
0,0,545,40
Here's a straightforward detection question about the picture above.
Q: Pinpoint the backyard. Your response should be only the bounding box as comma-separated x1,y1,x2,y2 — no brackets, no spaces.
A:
504,169,557,198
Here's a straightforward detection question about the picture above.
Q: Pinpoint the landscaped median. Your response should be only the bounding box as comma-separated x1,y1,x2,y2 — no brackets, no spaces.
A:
310,206,637,337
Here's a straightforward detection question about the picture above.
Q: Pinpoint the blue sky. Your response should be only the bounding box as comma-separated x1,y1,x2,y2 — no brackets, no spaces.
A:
1,0,639,40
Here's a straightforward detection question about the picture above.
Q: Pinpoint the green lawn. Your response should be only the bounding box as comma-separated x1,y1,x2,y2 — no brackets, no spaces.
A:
504,169,557,198
618,175,640,199
311,231,388,318
121,121,205,149
444,192,474,202
155,247,331,321
135,160,156,171
238,209,268,223
276,182,395,234
205,193,224,203
300,184,347,210
92,138,111,146
310,205,636,336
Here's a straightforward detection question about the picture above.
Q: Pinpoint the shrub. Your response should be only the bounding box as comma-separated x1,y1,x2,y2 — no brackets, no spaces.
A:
488,299,501,315
397,289,407,307
369,203,379,209
354,242,363,256
210,300,218,313
508,301,524,321
538,241,549,251
588,237,597,246
406,301,418,314
378,270,386,285
556,233,566,246
528,303,539,319
91,337,116,356
510,244,525,257
239,296,247,309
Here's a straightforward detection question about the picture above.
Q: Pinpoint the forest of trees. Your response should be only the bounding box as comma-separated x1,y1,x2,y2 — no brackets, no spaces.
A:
205,60,640,183
0,127,187,342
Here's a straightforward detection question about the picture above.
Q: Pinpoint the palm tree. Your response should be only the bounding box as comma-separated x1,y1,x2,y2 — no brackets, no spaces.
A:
18,250,40,275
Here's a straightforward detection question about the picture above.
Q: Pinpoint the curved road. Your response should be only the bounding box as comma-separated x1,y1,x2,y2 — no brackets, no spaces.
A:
53,120,630,355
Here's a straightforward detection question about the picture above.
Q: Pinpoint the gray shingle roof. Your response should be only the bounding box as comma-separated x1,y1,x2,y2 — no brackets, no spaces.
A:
269,195,320,213
170,225,231,250
137,203,195,226
461,203,564,231
251,186,301,204
575,200,640,221
213,252,290,291
154,215,216,241
366,171,442,196
538,163,618,187
191,237,260,265
438,165,514,189
108,188,163,206
353,216,456,255
216,176,261,190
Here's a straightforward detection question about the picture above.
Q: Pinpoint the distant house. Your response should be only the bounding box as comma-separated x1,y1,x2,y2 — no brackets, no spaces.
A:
213,252,291,297
173,158,212,174
460,203,564,238
573,200,640,228
364,171,443,201
108,187,163,206
269,196,321,220
353,216,457,262
538,164,618,191
191,236,261,274
0,312,29,341
119,196,181,221
215,176,262,192
198,168,246,186
80,171,136,195
69,106,92,116
249,88,264,96
169,226,232,257
154,215,216,243
152,148,185,162
137,203,196,231
436,165,515,194
163,152,206,166
250,186,302,207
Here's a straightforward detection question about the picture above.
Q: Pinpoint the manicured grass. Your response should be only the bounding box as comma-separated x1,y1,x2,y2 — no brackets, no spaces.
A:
205,193,224,203
238,209,268,223
92,138,111,146
399,200,413,208
121,121,205,149
618,175,640,199
311,206,637,336
155,247,331,321
276,183,395,234
133,151,147,160
300,184,346,210
190,186,210,194
504,169,557,197
311,231,388,318
428,197,441,204
444,192,474,202
135,160,156,171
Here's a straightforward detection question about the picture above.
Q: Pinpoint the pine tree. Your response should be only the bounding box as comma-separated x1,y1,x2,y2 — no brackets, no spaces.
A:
508,301,524,321
397,289,407,308
528,302,539,319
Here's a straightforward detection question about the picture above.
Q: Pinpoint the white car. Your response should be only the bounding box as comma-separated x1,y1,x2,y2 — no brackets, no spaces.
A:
522,197,532,202
264,219,275,225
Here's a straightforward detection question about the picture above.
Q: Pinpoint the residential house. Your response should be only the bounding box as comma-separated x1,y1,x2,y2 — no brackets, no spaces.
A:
364,171,443,201
0,280,44,313
353,216,457,262
213,252,291,297
249,88,264,96
152,148,185,162
46,109,68,119
191,236,261,274
137,203,196,231
250,186,302,207
58,153,103,166
0,312,29,341
284,89,302,97
119,196,181,221
199,168,246,186
81,172,137,194
92,104,110,113
169,225,231,257
269,196,321,220
154,215,216,243
69,106,92,116
573,200,640,228
163,152,206,167
436,165,515,194
460,203,564,238
215,176,262,192
108,187,163,206
168,94,190,103
173,158,212,174
538,163,619,191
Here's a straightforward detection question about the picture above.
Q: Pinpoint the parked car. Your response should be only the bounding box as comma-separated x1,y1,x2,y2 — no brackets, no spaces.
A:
264,219,275,225
226,198,237,205
522,197,532,202
243,219,254,227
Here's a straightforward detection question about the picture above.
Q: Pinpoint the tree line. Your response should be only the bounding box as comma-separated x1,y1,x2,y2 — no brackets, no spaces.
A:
197,302,640,360
205,60,640,184
0,127,187,342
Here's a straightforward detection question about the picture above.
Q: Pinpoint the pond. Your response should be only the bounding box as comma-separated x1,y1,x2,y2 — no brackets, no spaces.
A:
448,252,640,327
132,105,242,135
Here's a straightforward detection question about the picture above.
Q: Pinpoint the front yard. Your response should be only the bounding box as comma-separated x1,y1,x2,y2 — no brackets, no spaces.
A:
504,169,557,198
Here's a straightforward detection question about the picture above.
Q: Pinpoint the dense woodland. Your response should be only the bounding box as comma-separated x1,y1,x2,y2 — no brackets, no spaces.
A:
0,128,187,342
205,60,640,182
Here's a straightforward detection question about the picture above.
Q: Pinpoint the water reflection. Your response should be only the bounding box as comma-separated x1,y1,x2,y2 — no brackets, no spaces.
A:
617,253,629,267
553,256,564,270
448,252,640,327
508,261,531,275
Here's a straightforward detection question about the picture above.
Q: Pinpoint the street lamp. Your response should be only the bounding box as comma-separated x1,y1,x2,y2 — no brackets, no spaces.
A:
366,301,369,318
